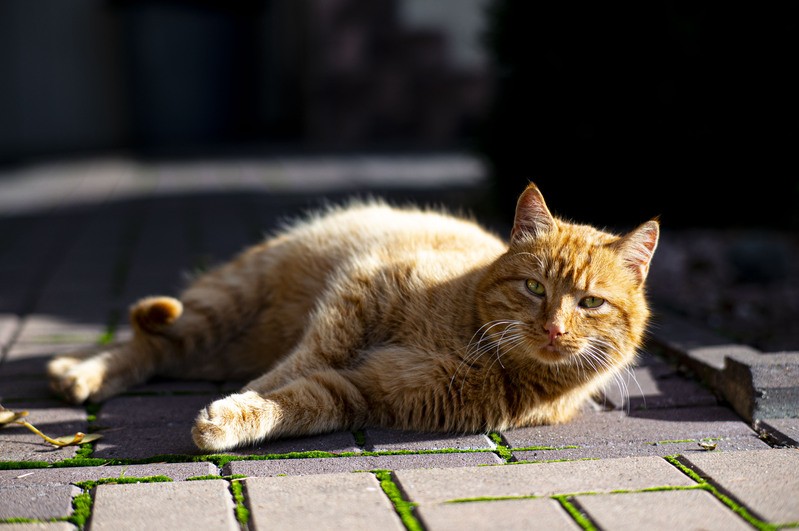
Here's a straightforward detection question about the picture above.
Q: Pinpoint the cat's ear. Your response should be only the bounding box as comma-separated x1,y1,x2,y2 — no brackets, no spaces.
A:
511,183,556,241
615,219,660,284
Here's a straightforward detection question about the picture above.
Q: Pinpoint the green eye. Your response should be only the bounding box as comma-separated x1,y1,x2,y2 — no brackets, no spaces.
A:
580,296,605,309
525,279,546,296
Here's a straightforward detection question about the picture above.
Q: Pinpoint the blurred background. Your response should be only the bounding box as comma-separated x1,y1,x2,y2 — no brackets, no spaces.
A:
0,0,798,350
2,0,797,230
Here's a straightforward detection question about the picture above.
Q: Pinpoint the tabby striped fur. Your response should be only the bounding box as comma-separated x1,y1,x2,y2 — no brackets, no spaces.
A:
47,183,659,451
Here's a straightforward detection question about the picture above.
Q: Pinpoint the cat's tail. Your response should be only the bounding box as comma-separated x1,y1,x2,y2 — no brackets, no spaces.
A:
130,296,184,335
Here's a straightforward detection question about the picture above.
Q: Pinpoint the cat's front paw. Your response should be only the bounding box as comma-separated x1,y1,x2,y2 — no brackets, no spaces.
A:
192,391,278,452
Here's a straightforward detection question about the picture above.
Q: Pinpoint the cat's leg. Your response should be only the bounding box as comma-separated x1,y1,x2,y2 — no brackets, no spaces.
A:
191,369,367,451
47,297,186,403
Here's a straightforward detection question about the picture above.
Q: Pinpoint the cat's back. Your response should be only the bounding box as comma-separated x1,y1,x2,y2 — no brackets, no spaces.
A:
256,201,507,280
281,200,506,264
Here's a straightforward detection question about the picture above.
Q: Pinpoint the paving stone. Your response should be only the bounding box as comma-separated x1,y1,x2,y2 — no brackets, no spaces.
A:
758,418,799,446
90,394,211,460
0,484,78,519
416,498,580,531
0,375,51,400
363,428,494,451
226,430,360,456
245,472,404,531
513,436,769,463
126,378,220,395
89,479,238,531
574,489,752,531
723,351,799,421
0,523,77,530
0,344,84,377
600,351,717,411
225,452,502,477
0,401,86,463
96,393,215,428
92,424,199,460
681,449,799,524
0,462,218,486
394,456,694,504
501,406,763,455
0,313,20,352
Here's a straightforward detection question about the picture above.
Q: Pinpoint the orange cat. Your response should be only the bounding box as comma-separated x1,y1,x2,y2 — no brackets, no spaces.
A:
48,183,659,451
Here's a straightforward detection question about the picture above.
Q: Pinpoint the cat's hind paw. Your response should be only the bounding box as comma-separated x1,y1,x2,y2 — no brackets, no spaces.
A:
46,345,128,404
47,352,107,404
192,391,278,452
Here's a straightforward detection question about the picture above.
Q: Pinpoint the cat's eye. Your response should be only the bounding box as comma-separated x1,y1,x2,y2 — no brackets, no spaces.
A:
525,279,545,296
579,296,605,309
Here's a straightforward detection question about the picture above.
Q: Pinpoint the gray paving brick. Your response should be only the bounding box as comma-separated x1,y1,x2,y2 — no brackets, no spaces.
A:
394,457,694,504
92,394,214,458
513,435,769,462
364,428,494,451
224,451,502,477
600,351,717,411
226,430,360,456
758,418,799,446
501,407,763,456
0,484,78,519
0,375,51,400
417,498,580,531
0,523,77,530
92,425,199,460
245,472,404,531
0,401,86,463
89,479,238,531
0,313,20,352
574,490,752,531
681,449,799,524
0,462,218,486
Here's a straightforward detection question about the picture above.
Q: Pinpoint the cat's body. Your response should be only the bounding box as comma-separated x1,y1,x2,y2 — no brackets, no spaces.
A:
48,183,659,451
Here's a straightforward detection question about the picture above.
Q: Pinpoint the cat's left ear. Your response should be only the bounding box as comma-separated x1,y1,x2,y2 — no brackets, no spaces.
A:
614,219,660,284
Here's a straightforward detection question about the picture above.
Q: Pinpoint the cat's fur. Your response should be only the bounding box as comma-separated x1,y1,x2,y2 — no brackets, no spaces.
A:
47,183,659,451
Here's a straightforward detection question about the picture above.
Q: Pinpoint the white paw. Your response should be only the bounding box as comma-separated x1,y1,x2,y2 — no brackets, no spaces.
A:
47,350,112,404
192,391,277,452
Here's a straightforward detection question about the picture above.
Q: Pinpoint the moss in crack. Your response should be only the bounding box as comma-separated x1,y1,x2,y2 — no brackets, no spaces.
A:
665,456,777,531
487,432,513,461
229,478,250,527
553,496,598,531
353,429,366,447
69,490,93,529
373,470,422,531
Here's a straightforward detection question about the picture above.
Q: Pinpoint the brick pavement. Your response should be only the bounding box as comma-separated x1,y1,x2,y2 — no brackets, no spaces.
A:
0,157,797,530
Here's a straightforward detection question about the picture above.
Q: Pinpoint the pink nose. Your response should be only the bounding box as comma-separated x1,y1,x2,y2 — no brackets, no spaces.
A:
545,322,566,342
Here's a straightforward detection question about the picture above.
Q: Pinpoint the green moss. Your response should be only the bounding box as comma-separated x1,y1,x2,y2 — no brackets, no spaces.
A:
186,474,223,481
97,309,120,346
0,517,40,524
373,470,423,531
69,490,93,529
353,430,366,447
446,494,539,503
553,496,598,531
229,479,250,526
487,432,513,461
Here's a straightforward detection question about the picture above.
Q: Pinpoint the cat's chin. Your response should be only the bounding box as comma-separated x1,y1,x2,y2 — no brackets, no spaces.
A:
534,346,572,364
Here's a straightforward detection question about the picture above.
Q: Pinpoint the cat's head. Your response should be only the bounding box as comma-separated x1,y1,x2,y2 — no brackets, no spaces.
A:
477,183,659,380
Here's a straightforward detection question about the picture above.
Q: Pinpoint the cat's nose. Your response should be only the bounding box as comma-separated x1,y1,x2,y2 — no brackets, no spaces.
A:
545,321,566,342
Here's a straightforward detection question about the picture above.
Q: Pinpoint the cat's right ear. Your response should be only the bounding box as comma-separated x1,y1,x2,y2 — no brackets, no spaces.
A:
511,183,556,241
